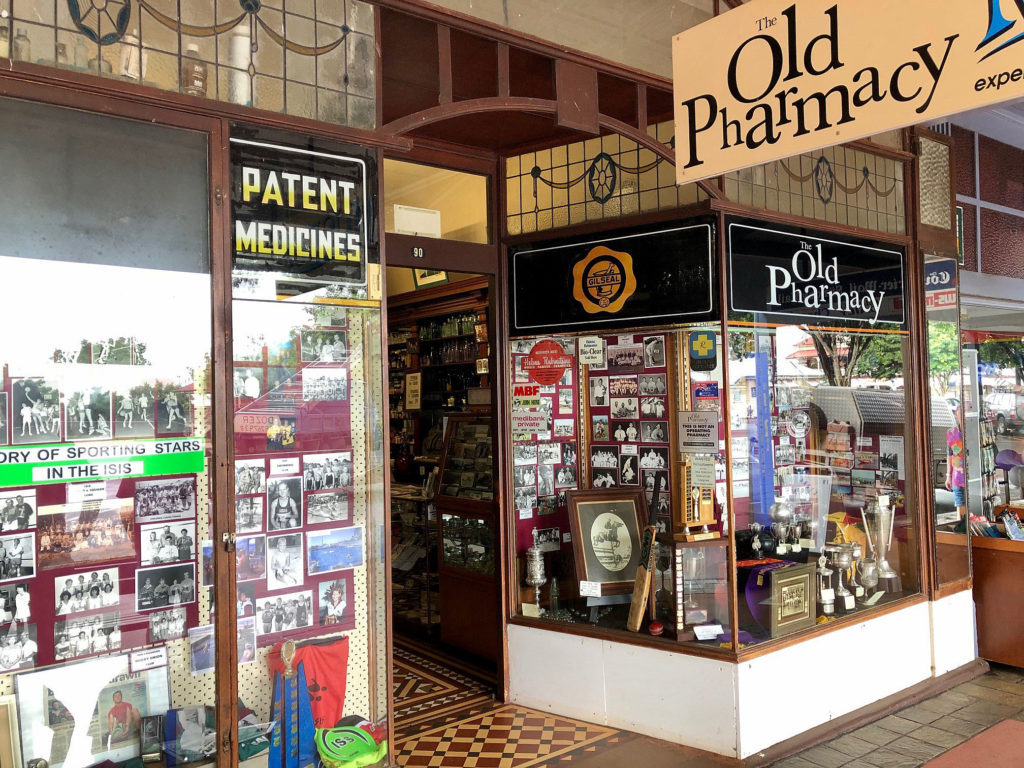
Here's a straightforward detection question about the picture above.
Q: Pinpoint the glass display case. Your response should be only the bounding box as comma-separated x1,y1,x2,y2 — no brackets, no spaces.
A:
438,420,495,502
441,514,495,575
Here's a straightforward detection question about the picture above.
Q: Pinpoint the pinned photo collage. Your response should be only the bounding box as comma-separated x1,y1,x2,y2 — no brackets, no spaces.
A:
299,327,350,404
510,341,579,529
587,334,673,519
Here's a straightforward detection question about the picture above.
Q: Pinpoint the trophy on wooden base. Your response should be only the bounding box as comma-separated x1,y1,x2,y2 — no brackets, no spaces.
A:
862,495,902,594
674,458,719,542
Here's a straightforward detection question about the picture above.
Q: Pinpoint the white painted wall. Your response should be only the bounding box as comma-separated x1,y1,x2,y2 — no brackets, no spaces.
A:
930,590,978,677
508,598,977,760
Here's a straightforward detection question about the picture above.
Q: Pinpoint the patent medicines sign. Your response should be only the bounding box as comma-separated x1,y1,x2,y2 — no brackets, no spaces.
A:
0,438,205,487
673,0,1024,183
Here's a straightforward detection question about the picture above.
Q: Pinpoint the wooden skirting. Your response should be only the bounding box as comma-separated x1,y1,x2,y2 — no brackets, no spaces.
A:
745,658,990,767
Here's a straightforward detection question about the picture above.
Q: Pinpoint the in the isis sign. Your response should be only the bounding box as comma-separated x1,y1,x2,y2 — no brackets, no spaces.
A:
673,0,1024,183
728,219,905,329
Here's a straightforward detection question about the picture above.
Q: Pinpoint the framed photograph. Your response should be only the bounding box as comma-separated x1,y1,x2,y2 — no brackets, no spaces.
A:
15,653,171,768
411,268,449,289
306,526,364,575
139,714,164,762
113,385,157,439
769,562,817,638
303,452,352,490
155,384,192,436
234,458,267,495
0,393,8,447
148,607,187,642
267,477,303,530
188,625,215,675
39,499,134,570
55,567,120,614
302,368,348,402
10,378,60,446
235,496,263,534
236,534,267,582
255,590,314,636
317,572,355,629
265,416,297,451
0,533,34,583
138,522,195,567
134,477,196,522
54,610,121,660
300,329,348,363
267,534,303,590
0,489,36,532
135,563,197,611
66,386,113,441
565,489,648,595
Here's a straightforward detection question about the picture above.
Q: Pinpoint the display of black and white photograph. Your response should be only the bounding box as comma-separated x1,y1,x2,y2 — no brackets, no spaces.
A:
591,445,619,468
589,376,608,407
638,447,669,469
618,454,639,485
266,477,303,530
233,367,263,400
640,421,668,443
302,368,348,402
135,563,197,611
134,477,196,522
113,384,157,439
592,469,618,488
155,384,192,435
0,489,36,532
255,590,314,636
0,624,36,671
305,491,350,525
555,466,577,488
235,496,263,534
607,344,643,371
307,526,363,575
65,386,113,441
536,442,560,465
532,526,561,553
643,335,666,368
640,396,667,419
236,534,267,582
0,581,30,626
553,419,574,438
267,534,303,590
0,532,34,582
609,376,638,397
512,444,537,465
0,393,8,447
610,397,639,420
38,498,134,570
139,521,196,566
54,567,120,615
638,374,667,395
11,378,60,446
513,465,536,488
535,465,554,496
611,420,639,442
300,329,348,363
776,443,796,465
149,607,187,642
235,458,267,496
54,611,121,660
642,469,670,505
513,487,537,511
303,452,352,490
568,491,647,591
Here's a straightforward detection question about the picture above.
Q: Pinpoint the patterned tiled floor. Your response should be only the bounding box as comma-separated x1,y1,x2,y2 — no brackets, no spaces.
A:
770,664,1024,768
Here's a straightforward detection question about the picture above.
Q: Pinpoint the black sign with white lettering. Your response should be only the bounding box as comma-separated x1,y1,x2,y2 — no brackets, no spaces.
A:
509,222,717,337
727,219,905,329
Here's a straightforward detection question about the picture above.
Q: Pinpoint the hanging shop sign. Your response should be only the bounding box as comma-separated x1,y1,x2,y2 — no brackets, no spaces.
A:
231,138,369,284
728,219,905,329
0,438,205,488
510,223,716,336
673,0,1024,183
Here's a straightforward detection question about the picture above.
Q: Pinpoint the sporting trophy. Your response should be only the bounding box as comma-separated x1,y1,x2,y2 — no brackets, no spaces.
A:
816,554,835,616
848,541,865,598
525,542,546,615
824,544,855,611
769,499,793,556
269,640,316,768
861,495,901,593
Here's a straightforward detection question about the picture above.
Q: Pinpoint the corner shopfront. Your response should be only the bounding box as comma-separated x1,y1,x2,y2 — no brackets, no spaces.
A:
0,3,983,768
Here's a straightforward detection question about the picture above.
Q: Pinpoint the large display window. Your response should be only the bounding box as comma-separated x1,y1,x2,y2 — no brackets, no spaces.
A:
0,98,389,768
506,216,925,654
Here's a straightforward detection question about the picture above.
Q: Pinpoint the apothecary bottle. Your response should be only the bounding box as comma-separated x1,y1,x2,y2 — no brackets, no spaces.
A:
181,43,207,97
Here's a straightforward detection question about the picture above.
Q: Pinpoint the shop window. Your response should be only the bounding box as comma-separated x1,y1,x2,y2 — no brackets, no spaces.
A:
3,0,376,129
383,160,490,244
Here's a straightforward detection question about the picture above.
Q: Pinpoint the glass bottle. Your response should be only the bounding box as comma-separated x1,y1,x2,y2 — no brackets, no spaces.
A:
73,35,88,68
12,28,30,62
56,43,68,67
181,43,207,98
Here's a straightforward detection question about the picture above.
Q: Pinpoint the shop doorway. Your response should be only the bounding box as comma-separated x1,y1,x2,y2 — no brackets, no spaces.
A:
385,261,503,734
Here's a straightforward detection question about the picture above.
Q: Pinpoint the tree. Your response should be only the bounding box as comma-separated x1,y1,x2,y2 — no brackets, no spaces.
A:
925,322,960,396
978,340,1024,384
809,331,871,387
851,334,902,382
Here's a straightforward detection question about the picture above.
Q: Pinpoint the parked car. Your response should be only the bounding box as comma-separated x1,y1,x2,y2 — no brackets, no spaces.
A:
984,391,1024,434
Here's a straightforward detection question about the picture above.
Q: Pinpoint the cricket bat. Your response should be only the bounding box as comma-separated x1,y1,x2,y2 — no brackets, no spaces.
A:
627,526,657,632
